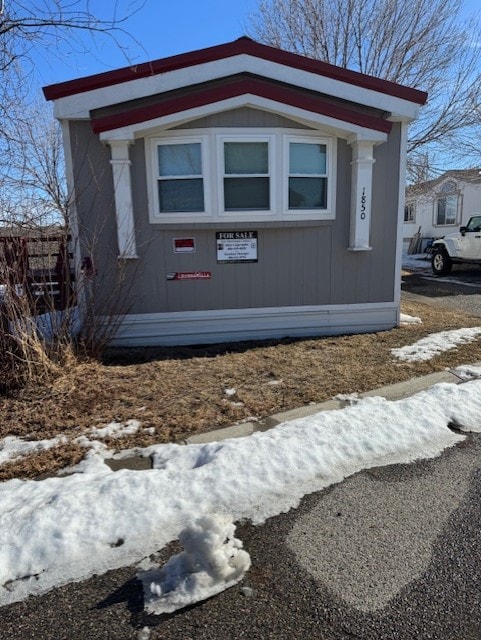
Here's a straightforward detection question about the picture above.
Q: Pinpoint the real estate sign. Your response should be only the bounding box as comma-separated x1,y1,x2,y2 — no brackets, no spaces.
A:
216,231,258,264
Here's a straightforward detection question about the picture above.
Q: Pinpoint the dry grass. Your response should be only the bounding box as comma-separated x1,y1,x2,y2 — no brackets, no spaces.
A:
2,297,481,481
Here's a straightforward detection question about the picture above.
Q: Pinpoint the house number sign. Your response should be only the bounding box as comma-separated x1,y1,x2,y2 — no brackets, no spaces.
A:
360,187,367,220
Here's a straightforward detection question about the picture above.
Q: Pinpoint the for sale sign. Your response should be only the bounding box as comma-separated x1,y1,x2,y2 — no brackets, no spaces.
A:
216,231,258,264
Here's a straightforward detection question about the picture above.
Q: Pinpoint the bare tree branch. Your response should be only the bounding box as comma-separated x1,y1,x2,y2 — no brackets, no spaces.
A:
247,0,481,173
0,1,147,228
0,1,146,135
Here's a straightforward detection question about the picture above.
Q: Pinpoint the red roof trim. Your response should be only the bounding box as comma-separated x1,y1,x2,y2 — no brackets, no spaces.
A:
91,77,393,135
43,37,427,106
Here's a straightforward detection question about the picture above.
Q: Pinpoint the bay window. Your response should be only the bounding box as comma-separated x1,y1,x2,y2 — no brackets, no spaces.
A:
148,130,335,223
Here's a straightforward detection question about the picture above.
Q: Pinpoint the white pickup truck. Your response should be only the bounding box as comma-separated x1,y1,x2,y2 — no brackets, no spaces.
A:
431,215,481,275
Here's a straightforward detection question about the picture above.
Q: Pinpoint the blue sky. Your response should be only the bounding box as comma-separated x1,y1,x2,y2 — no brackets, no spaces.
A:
34,0,480,90
36,0,257,88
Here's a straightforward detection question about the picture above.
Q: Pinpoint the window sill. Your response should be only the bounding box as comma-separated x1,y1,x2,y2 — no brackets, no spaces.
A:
150,219,334,230
149,212,335,225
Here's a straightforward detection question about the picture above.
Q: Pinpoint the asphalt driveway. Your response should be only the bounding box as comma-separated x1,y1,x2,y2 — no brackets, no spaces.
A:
402,261,481,317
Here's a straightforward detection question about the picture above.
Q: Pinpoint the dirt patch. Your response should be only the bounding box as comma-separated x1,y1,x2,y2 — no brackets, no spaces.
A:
2,297,481,481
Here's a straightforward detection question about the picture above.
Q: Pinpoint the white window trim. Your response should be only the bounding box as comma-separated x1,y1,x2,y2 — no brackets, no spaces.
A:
148,134,211,221
434,192,459,227
404,202,415,223
283,135,335,219
147,128,336,224
217,133,276,220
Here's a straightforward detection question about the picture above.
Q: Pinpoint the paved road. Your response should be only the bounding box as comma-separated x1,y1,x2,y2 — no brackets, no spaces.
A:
2,433,480,640
402,262,481,316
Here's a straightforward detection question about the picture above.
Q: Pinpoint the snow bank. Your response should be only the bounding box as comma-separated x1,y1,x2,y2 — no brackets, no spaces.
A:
140,515,250,614
1,379,480,607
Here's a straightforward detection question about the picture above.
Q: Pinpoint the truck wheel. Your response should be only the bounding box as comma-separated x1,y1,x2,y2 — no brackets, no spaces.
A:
431,247,452,275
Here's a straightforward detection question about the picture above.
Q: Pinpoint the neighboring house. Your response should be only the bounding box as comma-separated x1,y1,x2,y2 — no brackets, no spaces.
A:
404,169,481,251
43,37,426,346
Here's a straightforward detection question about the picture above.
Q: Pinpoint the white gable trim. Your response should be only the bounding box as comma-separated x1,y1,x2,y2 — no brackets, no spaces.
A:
53,54,421,122
99,94,389,144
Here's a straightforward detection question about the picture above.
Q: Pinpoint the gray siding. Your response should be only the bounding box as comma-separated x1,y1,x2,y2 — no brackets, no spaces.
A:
69,117,401,317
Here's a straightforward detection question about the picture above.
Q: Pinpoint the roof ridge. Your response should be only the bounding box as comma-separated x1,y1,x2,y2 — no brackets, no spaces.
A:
43,37,427,106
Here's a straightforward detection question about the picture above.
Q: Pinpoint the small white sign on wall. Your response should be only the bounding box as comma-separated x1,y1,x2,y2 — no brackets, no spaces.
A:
173,238,195,253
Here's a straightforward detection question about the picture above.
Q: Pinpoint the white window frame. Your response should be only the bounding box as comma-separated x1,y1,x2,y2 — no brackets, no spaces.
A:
147,129,336,224
217,133,275,220
283,135,334,218
149,135,211,221
404,202,415,223
434,180,459,226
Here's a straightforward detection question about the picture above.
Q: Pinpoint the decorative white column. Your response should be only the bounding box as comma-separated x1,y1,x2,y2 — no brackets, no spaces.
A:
108,140,138,259
348,138,376,251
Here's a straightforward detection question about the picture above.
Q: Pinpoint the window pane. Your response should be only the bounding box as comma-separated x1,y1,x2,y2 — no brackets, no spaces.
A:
224,177,269,210
445,195,457,224
224,142,268,174
289,177,327,209
158,143,202,176
437,195,457,224
404,204,415,222
290,143,326,174
437,198,446,224
158,179,204,212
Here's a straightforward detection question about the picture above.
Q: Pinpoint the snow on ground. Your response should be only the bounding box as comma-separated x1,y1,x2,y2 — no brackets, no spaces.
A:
392,327,481,361
0,435,68,465
402,252,431,272
452,364,481,380
88,419,142,439
0,420,146,466
140,515,250,614
1,378,481,610
400,313,422,325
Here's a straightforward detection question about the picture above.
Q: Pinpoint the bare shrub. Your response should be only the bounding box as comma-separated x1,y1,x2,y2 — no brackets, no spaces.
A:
0,230,78,392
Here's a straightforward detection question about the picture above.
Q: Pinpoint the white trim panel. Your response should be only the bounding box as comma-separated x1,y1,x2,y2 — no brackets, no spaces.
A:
108,140,138,258
99,94,389,143
104,302,399,346
348,139,375,250
53,55,421,122
394,121,409,309
60,121,87,326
